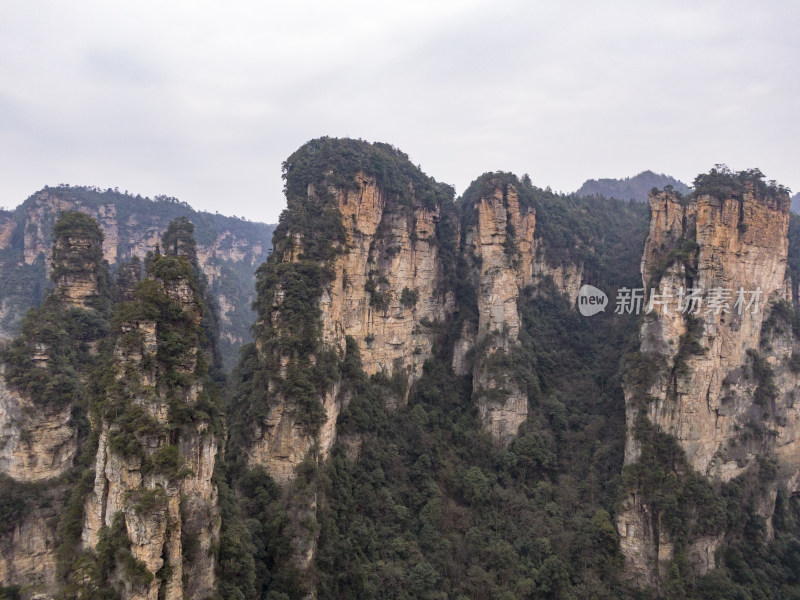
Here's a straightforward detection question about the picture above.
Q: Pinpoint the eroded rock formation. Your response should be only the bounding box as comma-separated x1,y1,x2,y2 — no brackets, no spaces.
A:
0,214,222,600
462,179,535,443
241,148,591,489
0,187,275,368
245,158,458,484
618,178,796,585
79,233,220,600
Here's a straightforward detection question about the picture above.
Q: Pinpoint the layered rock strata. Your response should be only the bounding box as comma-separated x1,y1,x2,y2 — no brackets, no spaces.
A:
617,184,795,584
247,168,456,483
81,252,220,600
462,180,535,444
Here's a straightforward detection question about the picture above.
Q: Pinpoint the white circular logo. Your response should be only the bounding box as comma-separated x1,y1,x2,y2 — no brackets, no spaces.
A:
577,285,608,316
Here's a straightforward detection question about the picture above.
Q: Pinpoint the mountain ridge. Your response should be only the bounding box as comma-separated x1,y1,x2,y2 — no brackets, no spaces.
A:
576,169,691,202
2,140,800,600
0,185,276,369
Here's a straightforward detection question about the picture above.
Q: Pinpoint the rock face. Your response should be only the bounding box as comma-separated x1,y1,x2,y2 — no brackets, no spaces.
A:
617,182,796,585
80,252,220,600
0,374,78,481
319,174,455,384
0,187,275,368
230,142,603,599
242,150,592,484
0,212,105,483
0,213,108,598
51,214,104,309
246,169,456,484
530,252,583,305
462,180,535,444
0,504,60,597
0,215,222,600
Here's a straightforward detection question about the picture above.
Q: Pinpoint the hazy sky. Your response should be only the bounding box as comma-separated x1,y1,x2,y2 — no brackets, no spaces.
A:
1,0,797,223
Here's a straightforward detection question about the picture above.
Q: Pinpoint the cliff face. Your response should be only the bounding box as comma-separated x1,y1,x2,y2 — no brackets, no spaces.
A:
0,214,223,600
320,174,455,384
246,166,457,483
0,213,105,483
78,235,220,600
462,180,535,443
0,499,60,597
0,187,275,368
240,147,596,488
0,375,77,481
618,180,795,584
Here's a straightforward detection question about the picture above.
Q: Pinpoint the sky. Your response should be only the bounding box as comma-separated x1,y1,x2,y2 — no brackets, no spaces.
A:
1,0,797,224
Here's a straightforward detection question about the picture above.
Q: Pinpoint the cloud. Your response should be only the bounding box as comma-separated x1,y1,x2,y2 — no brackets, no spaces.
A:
0,0,797,221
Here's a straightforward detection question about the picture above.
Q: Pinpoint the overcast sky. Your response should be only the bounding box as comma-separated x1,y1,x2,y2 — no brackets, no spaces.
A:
1,0,797,223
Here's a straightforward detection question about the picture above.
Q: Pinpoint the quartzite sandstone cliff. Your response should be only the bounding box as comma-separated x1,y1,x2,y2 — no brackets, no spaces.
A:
6,141,797,599
0,187,275,369
241,152,585,491
617,179,797,585
0,215,223,599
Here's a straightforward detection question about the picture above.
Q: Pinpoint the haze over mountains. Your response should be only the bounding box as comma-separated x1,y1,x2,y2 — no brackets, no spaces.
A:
575,170,691,202
0,186,275,369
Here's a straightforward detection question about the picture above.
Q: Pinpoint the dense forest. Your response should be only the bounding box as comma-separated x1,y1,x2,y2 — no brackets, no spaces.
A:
1,139,800,600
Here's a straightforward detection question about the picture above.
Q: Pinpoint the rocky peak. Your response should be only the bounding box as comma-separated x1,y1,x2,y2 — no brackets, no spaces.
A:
161,216,199,262
618,169,793,585
238,138,458,484
51,211,106,309
0,187,275,370
460,175,535,443
0,212,112,486
78,220,221,600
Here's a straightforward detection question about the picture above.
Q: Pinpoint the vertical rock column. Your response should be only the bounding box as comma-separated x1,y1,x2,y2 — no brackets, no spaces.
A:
617,183,792,584
82,230,220,600
246,161,456,484
463,179,535,444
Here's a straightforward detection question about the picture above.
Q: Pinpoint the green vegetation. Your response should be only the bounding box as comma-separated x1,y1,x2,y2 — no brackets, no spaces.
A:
747,349,779,409
47,218,225,597
0,186,275,369
230,138,456,444
6,148,800,600
50,212,107,294
400,287,419,308
576,170,691,203
693,164,791,205
647,237,699,289
625,417,725,544
282,137,454,210
94,249,223,477
1,212,110,416
220,171,651,599
0,586,21,600
460,171,650,270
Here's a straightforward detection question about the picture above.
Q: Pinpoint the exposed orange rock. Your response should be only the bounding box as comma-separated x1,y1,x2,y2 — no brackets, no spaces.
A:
618,185,794,585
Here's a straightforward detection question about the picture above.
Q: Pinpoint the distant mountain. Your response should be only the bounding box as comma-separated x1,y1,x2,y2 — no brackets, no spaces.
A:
575,170,691,202
0,185,275,369
792,192,800,214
